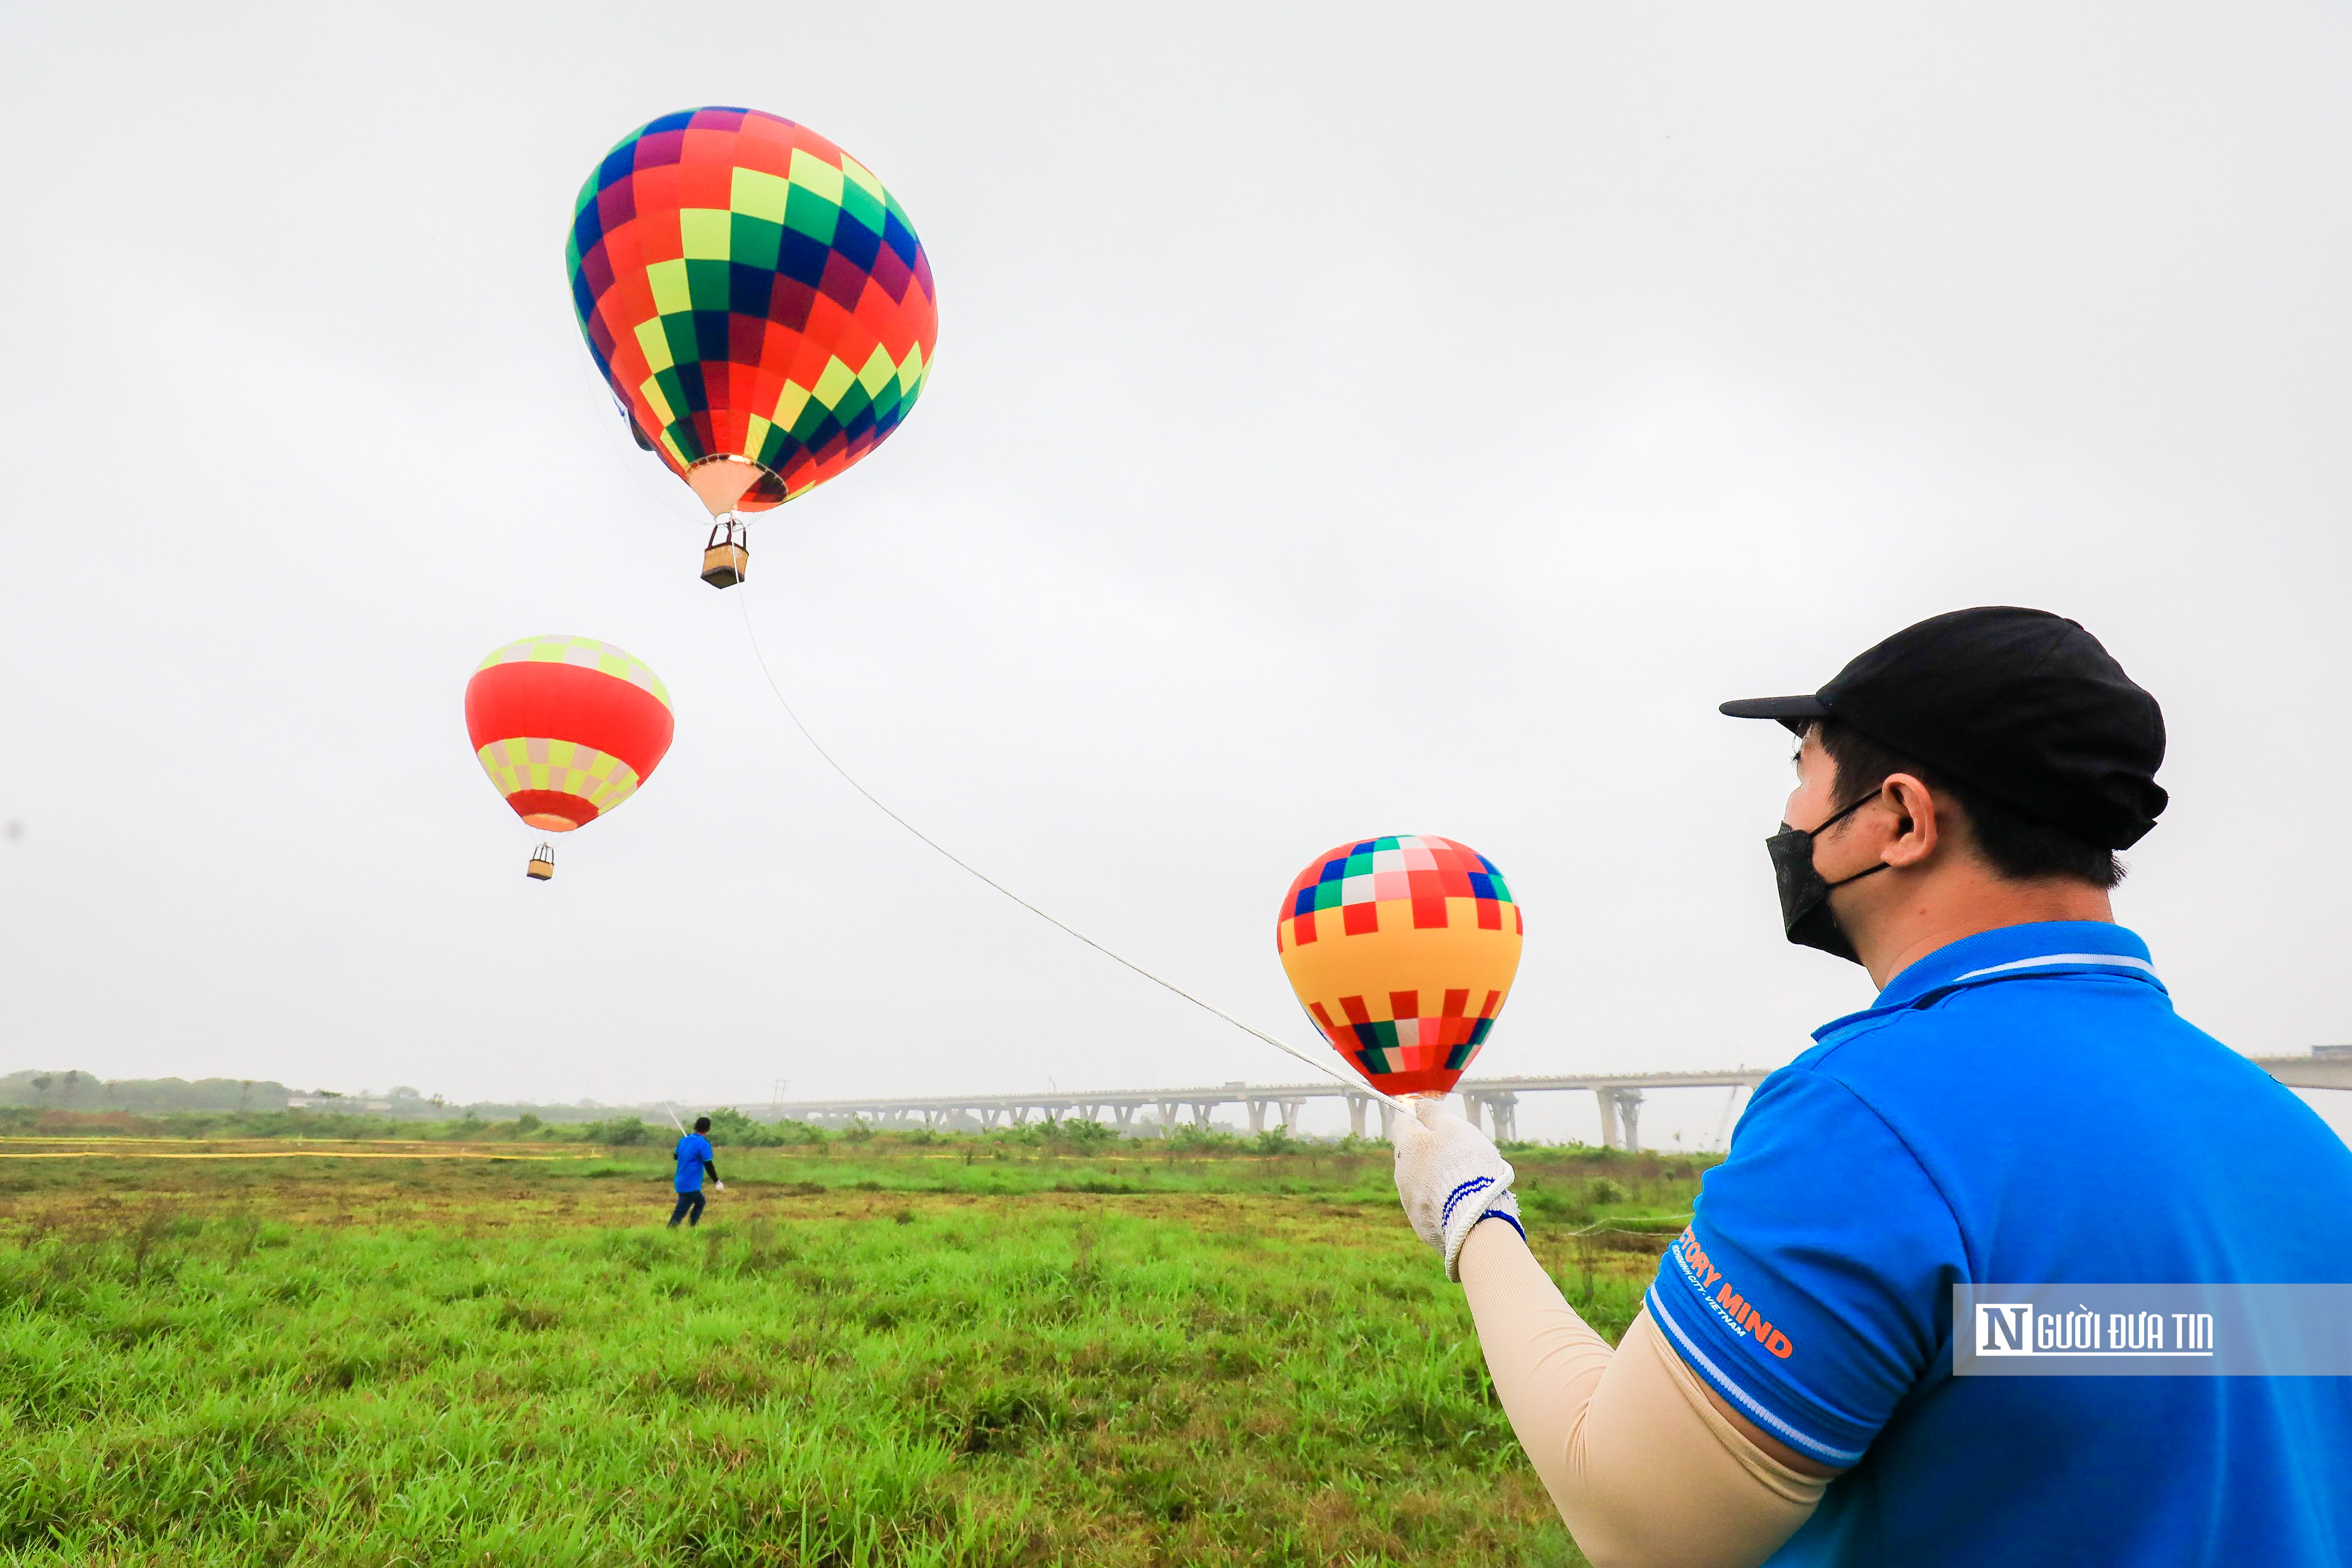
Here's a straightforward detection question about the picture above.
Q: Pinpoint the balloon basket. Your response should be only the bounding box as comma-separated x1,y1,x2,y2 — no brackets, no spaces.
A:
701,518,748,589
526,844,555,880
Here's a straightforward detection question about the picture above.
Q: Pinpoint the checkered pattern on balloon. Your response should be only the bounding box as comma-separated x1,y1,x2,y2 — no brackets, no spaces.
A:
464,636,675,835
565,107,939,511
1276,836,1524,1096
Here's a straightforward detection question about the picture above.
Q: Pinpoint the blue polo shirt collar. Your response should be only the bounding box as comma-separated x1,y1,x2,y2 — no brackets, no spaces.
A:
1813,920,2164,1041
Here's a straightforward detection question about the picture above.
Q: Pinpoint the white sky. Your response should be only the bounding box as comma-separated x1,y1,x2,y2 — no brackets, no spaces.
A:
4,3,2349,1146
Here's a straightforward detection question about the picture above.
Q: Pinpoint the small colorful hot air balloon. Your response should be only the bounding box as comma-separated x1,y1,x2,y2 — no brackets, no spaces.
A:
1276,836,1524,1096
465,636,675,879
567,107,939,586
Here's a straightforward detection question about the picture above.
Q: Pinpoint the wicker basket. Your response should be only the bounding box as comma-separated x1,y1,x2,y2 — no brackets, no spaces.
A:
700,541,748,588
701,518,749,588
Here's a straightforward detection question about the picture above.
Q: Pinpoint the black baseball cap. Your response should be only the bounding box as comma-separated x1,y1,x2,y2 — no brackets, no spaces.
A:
1720,607,2168,849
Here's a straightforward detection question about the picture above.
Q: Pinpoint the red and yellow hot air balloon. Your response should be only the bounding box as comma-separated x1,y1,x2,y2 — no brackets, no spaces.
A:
566,107,939,586
465,636,675,879
1276,836,1524,1096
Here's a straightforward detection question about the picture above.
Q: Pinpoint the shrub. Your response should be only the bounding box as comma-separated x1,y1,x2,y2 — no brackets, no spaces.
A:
581,1116,654,1146
702,1107,783,1147
1055,1118,1117,1150
1249,1126,1294,1155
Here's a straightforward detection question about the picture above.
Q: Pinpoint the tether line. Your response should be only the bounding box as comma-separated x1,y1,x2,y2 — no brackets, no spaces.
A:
731,571,1407,1113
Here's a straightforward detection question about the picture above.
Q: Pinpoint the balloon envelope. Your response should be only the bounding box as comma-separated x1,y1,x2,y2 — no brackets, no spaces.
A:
567,107,939,516
465,637,674,833
1276,835,1523,1096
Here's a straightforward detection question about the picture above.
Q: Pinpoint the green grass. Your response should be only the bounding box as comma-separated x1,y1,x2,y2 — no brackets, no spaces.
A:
0,1139,1705,1566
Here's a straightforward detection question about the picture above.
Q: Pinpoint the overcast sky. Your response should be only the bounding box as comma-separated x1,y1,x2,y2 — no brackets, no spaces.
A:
3,3,2349,1146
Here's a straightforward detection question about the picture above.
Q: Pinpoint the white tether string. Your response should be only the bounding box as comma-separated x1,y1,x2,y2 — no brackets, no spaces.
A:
730,569,1408,1112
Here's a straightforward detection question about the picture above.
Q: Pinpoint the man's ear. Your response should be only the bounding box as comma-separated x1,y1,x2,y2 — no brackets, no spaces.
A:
1879,774,1941,868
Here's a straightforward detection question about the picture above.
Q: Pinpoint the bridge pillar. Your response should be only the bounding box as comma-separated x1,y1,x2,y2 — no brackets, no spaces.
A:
1278,1099,1303,1133
1345,1093,1369,1138
1246,1099,1268,1134
1377,1100,1397,1141
1113,1104,1136,1130
1486,1092,1519,1142
1596,1088,1643,1151
1459,1094,1485,1134
1156,1102,1179,1137
980,1108,1002,1130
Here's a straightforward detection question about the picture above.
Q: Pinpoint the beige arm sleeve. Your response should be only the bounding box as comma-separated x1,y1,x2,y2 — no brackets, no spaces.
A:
1457,1222,1831,1568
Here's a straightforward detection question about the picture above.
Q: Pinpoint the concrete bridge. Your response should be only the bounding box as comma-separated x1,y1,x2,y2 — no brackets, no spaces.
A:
762,1068,1771,1151
757,1047,2351,1152
2255,1048,2352,1091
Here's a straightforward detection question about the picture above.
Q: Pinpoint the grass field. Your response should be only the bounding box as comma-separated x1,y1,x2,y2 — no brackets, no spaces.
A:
0,1131,1708,1566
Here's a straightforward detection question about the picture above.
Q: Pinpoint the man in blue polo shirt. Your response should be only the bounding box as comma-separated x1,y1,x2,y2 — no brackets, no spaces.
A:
1389,607,2352,1566
669,1115,721,1228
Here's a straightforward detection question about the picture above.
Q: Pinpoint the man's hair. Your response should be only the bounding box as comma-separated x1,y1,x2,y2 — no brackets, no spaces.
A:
1813,719,2125,889
693,1115,711,1133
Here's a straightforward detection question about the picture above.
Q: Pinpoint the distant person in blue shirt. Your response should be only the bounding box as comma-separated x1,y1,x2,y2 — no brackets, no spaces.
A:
669,1116,721,1228
1389,607,2352,1566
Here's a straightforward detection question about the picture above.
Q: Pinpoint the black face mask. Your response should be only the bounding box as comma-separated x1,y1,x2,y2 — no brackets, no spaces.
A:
1767,793,1893,964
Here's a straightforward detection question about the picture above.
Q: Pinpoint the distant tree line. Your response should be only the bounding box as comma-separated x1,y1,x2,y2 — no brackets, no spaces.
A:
0,1072,292,1114
0,1071,760,1128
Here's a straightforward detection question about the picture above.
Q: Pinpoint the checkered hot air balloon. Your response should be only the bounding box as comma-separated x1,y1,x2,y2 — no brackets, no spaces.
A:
1276,836,1525,1096
567,107,939,587
465,638,675,880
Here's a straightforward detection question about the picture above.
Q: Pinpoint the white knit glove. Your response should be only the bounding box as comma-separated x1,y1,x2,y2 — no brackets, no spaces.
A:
1392,1098,1523,1280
